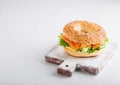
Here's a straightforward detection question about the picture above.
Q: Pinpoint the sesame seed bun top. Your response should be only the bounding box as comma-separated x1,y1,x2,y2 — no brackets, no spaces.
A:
63,21,106,45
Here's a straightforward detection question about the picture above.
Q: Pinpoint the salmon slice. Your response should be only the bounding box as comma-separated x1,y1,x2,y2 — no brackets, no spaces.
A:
62,35,87,50
62,35,100,50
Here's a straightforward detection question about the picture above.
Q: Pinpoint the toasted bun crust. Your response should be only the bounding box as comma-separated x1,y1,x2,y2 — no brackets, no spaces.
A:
64,47,104,57
63,21,106,45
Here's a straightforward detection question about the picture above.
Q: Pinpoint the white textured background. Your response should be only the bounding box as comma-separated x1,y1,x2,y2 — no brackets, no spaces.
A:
0,0,120,85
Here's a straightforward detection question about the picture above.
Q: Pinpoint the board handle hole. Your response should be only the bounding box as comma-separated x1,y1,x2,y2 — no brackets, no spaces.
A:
65,65,69,67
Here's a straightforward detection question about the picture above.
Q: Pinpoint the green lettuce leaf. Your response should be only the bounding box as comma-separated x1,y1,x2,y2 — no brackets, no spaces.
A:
58,34,69,47
105,38,109,43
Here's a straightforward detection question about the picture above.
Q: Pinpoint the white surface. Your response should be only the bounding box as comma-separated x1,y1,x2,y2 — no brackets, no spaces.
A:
0,0,120,85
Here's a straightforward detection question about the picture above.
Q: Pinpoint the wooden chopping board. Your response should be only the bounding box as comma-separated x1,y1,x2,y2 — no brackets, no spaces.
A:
45,43,117,77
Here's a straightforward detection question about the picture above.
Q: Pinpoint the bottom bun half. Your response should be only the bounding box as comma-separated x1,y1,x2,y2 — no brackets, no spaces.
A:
64,47,104,58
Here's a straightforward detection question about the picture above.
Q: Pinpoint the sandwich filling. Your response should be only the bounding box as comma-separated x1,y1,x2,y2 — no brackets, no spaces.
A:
59,34,109,54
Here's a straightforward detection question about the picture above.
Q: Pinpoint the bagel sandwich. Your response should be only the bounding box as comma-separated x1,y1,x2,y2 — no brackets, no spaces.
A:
58,20,109,57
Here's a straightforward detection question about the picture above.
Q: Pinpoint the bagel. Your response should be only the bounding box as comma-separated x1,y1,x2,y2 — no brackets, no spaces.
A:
63,21,106,45
59,20,108,57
